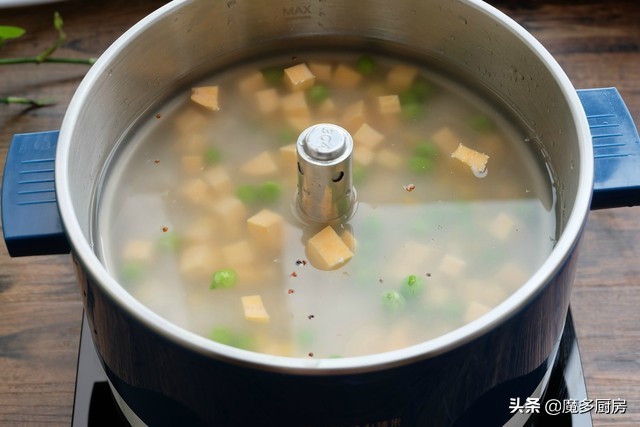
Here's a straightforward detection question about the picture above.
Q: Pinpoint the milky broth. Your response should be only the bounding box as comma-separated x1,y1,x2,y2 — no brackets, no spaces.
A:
95,52,556,358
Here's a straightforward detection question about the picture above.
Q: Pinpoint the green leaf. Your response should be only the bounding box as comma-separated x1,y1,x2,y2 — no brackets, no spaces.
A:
53,11,64,32
0,26,26,44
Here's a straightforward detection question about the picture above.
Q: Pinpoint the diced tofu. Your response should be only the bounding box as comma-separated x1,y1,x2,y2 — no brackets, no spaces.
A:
222,240,256,268
496,262,529,286
202,166,232,196
183,216,219,243
241,295,270,323
308,61,332,83
375,148,403,169
439,254,466,278
390,241,435,279
122,240,154,263
247,209,284,250
286,112,313,132
281,91,309,116
240,150,279,176
451,143,490,174
238,71,266,95
386,64,418,92
279,144,299,183
464,301,491,324
279,144,298,169
353,123,384,150
340,229,358,251
173,110,208,135
181,178,210,204
489,212,515,240
306,225,354,270
284,63,316,92
179,243,221,281
432,127,460,153
190,86,220,111
341,100,366,132
177,133,207,154
181,155,203,175
353,145,375,167
378,94,401,115
332,64,362,89
317,98,337,117
254,88,280,114
210,197,247,236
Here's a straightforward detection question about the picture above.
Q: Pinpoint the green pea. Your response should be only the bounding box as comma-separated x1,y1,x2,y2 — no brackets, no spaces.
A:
210,268,238,289
381,290,406,312
121,261,145,283
401,102,424,120
203,147,222,165
356,55,376,75
469,114,493,133
307,85,329,105
276,127,297,146
258,181,282,203
261,66,284,86
413,140,439,159
209,326,236,346
297,329,315,347
401,274,426,298
236,184,258,204
157,232,181,252
408,155,434,173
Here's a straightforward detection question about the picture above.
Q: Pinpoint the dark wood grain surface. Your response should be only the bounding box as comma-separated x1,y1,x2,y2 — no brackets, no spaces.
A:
0,1,638,425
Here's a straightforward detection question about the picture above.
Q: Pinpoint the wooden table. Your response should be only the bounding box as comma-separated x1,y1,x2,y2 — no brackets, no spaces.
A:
0,1,638,425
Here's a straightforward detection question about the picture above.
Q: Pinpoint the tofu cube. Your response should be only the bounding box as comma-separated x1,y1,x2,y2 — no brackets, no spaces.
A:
184,216,219,243
247,209,284,250
378,94,401,115
173,110,208,135
177,133,207,154
439,254,466,278
451,143,490,174
317,98,337,117
375,148,403,169
340,229,358,252
286,112,313,132
240,150,279,176
432,127,461,154
181,155,204,175
386,64,418,92
179,243,221,281
489,212,515,240
122,239,154,263
332,64,362,89
464,301,491,324
222,239,256,268
181,178,210,204
390,241,435,278
279,144,298,182
284,63,316,92
238,71,266,95
341,100,366,132
308,61,332,82
353,145,375,167
496,262,529,286
241,295,270,323
202,166,232,196
190,86,220,111
306,225,354,270
254,88,280,114
210,197,247,237
353,123,384,150
281,91,309,116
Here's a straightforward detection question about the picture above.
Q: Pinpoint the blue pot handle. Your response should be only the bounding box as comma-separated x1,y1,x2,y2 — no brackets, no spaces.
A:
2,88,639,257
1,131,69,257
578,87,640,209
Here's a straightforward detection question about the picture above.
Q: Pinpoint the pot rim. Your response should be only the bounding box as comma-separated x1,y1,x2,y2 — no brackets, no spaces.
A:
56,0,594,374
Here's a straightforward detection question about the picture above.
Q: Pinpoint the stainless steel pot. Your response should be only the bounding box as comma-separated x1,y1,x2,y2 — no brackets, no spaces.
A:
3,0,640,425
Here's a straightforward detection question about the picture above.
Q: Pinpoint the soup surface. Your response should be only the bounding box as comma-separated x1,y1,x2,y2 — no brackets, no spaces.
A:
95,52,556,358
